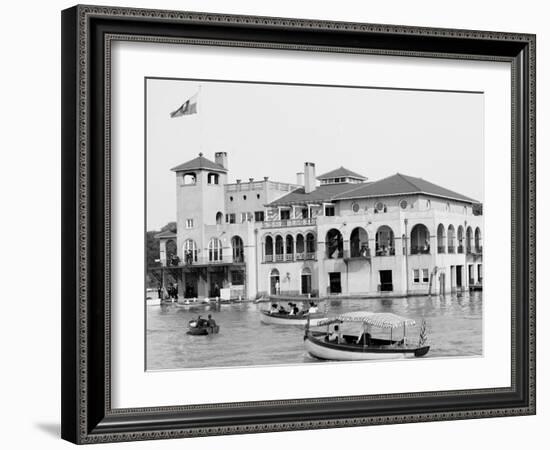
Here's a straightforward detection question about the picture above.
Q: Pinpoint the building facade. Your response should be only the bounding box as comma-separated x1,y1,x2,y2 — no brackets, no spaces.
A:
157,152,483,300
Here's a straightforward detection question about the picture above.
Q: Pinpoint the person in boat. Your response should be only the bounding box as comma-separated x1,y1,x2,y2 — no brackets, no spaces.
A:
206,314,217,328
327,325,341,343
269,303,278,314
287,302,295,315
308,302,318,313
278,304,288,314
292,304,300,315
356,332,372,345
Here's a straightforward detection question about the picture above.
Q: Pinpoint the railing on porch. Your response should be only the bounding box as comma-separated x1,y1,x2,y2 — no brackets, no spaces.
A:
410,246,430,255
375,248,395,256
262,217,317,229
264,252,316,263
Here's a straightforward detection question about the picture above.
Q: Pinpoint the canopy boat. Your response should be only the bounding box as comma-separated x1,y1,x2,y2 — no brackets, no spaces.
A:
260,310,327,326
186,318,219,336
304,311,430,361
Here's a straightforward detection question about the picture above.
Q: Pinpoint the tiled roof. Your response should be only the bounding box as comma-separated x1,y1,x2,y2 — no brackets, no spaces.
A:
317,166,367,180
267,182,371,206
171,153,227,172
154,230,177,239
333,173,478,203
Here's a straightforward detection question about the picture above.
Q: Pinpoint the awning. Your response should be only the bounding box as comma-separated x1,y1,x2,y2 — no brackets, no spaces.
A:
317,311,416,329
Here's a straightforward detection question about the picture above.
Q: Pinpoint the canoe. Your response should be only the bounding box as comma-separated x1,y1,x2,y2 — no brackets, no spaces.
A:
260,310,327,326
304,331,430,361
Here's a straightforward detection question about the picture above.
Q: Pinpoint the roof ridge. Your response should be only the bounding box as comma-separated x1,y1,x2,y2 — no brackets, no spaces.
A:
395,172,422,191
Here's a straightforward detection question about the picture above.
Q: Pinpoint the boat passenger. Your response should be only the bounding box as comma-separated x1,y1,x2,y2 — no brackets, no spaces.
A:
356,332,372,345
278,305,288,314
269,303,278,314
327,325,341,343
292,304,300,315
206,314,217,328
308,302,318,313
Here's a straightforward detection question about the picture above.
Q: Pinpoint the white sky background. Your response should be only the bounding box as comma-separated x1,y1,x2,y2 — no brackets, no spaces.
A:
146,79,484,231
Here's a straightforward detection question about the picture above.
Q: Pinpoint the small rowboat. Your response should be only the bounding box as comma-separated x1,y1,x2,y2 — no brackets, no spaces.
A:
186,319,219,336
260,310,327,326
304,311,430,361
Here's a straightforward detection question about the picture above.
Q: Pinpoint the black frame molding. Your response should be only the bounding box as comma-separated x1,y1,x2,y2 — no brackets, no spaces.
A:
61,4,536,444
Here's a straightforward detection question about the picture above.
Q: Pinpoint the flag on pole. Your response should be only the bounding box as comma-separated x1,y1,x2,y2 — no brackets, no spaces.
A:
170,92,198,118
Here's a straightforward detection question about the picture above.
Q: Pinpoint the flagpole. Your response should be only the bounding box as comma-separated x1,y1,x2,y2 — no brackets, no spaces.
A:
198,84,203,154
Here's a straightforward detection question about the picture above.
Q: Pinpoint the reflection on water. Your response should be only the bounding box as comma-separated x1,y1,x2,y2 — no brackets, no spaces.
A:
146,291,482,370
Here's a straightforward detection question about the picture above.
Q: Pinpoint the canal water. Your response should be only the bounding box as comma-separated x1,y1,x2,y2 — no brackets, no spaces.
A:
146,291,482,371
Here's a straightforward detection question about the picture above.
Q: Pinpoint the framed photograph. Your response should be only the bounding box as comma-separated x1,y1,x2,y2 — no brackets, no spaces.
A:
61,5,536,444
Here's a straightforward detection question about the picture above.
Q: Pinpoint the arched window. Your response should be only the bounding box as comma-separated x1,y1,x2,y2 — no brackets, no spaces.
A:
466,226,473,253
183,173,196,185
410,224,430,254
183,239,197,264
447,225,456,253
232,236,244,263
375,226,395,256
275,235,284,261
437,224,446,253
350,227,369,257
285,235,294,261
264,236,273,262
306,233,316,259
457,225,465,253
207,173,219,185
215,212,223,224
208,238,223,261
475,227,482,253
296,234,305,260
326,229,343,259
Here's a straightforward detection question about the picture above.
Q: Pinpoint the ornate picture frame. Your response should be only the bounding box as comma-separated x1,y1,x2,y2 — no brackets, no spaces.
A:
61,5,535,444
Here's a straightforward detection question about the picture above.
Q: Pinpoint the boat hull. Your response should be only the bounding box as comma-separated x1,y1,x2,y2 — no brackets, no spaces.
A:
260,311,326,326
304,334,430,361
186,325,219,336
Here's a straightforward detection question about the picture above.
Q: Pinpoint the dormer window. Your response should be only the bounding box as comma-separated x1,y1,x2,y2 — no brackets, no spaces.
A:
207,173,219,184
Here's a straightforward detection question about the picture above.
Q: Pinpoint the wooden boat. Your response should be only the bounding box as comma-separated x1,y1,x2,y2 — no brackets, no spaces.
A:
304,311,430,361
260,310,327,326
186,318,219,335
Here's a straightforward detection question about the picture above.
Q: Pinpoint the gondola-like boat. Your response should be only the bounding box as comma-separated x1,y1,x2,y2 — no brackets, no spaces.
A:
260,310,327,326
304,311,430,361
186,318,219,336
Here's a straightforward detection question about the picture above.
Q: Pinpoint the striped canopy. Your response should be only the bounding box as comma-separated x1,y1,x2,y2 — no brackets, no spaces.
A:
317,311,416,329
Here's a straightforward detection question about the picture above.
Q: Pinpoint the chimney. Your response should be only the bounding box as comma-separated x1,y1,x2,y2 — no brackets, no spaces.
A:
296,172,305,186
304,162,316,193
249,178,254,183
215,152,228,170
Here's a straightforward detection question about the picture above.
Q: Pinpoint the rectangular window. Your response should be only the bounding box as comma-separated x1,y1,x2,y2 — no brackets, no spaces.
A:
226,213,235,224
185,219,194,229
302,208,309,218
280,210,291,220
240,212,248,223
422,269,429,283
254,211,265,222
231,270,245,286
325,206,335,216
413,269,420,283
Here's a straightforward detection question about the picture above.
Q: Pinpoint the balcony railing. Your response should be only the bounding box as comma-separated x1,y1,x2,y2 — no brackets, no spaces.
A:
410,246,430,255
375,248,395,257
262,217,317,229
264,252,316,263
163,255,245,267
437,245,446,254
457,245,464,254
447,245,455,253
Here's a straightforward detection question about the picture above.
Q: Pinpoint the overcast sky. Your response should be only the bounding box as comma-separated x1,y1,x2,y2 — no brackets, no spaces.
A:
146,78,484,231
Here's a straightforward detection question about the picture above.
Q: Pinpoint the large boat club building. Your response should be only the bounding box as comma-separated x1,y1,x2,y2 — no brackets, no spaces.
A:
156,152,483,300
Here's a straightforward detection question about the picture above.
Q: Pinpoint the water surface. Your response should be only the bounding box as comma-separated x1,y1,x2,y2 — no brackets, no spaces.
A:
146,291,482,370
